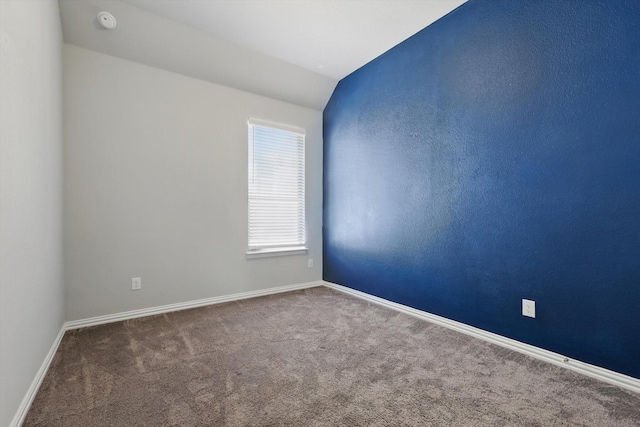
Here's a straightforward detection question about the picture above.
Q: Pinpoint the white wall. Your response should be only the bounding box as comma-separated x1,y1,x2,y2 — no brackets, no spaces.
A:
0,1,65,426
64,45,323,321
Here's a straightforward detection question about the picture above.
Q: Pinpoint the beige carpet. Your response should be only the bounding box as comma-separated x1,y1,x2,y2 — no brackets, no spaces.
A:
24,287,640,426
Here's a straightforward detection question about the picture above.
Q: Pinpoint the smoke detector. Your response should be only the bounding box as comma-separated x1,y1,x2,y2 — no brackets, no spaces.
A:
97,11,117,30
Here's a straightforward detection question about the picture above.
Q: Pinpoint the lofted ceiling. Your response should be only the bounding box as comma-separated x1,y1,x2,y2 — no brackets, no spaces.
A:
59,0,467,110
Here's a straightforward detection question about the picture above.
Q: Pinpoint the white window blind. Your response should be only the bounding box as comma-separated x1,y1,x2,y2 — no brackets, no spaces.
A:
248,119,305,252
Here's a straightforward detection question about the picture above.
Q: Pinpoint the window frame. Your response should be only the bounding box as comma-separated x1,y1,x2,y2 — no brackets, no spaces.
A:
246,118,307,258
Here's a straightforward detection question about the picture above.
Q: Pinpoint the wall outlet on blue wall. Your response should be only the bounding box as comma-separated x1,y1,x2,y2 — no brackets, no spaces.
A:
522,299,535,318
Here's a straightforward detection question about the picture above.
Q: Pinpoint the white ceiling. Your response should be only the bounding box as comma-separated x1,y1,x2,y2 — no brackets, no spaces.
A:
120,0,467,80
59,0,466,110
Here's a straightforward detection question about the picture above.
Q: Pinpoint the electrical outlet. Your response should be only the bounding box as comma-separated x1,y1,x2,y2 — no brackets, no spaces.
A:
522,299,535,318
132,277,142,291
308,259,314,268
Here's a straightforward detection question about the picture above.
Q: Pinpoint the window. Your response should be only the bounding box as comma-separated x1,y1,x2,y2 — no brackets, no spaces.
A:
247,119,306,257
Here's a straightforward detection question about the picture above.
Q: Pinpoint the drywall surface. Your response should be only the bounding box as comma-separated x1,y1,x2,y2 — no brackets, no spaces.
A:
0,1,65,425
64,45,322,321
323,0,640,379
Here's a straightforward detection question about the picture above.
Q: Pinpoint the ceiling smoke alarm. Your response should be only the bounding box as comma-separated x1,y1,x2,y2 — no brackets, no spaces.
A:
97,11,117,30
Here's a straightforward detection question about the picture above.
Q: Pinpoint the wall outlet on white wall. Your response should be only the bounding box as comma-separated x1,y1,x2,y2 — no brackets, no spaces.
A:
132,277,142,291
308,259,314,268
522,299,535,318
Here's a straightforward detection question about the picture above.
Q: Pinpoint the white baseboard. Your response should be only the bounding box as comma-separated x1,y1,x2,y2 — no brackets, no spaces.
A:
14,279,637,427
323,281,640,395
65,280,323,330
10,325,66,427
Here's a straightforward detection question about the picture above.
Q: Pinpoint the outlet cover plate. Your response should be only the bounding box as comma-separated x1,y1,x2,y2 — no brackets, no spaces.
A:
522,299,535,318
132,277,142,291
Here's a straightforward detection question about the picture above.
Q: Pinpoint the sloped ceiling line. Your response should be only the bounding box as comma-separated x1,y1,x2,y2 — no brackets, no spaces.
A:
58,0,466,110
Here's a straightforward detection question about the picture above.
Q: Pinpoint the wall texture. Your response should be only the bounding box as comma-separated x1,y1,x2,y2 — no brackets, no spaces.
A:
64,45,322,321
0,1,65,425
323,0,640,379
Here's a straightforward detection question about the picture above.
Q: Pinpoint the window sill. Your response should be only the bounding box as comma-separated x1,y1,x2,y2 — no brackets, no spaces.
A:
246,246,308,259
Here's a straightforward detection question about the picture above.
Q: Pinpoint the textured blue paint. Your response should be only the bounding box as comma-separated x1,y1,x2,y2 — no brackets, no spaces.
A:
323,0,640,379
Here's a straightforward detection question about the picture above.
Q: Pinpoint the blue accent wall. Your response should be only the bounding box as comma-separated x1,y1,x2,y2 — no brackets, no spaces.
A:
323,0,640,379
